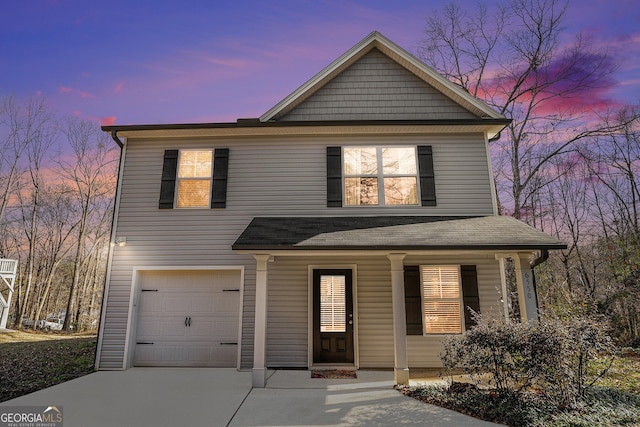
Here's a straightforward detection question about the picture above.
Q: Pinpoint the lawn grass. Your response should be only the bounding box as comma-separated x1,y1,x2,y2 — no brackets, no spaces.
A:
0,330,97,402
594,349,640,395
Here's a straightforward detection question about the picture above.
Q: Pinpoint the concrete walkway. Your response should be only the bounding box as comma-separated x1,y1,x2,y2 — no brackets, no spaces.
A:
1,369,501,426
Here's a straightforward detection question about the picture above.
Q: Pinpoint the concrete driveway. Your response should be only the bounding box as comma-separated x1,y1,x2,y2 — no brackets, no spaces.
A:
1,369,501,426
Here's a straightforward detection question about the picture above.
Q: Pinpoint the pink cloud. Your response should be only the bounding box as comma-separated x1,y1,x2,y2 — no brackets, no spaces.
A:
479,49,620,117
100,116,117,126
59,85,93,99
114,82,124,93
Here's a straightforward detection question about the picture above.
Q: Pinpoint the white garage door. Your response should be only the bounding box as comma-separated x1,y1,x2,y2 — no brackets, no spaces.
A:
133,270,240,367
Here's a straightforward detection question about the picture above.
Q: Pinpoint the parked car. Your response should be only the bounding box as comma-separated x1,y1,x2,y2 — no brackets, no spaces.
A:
21,317,35,327
38,318,63,330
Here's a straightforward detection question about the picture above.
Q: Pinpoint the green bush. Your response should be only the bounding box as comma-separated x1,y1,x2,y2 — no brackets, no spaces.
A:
441,314,616,406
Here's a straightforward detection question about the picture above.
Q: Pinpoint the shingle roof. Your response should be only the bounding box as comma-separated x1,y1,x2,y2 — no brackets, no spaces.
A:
232,216,566,251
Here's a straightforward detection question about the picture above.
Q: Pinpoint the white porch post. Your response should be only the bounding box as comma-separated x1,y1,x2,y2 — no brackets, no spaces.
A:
387,253,409,385
513,252,538,322
495,255,510,321
252,254,270,387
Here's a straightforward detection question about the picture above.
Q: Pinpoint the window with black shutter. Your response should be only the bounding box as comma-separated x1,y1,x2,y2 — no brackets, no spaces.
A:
405,264,480,335
326,145,437,207
158,148,229,209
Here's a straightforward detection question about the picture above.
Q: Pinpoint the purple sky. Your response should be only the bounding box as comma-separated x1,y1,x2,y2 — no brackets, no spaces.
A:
2,0,639,126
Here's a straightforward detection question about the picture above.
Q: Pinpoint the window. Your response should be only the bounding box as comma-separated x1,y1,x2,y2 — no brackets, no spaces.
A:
319,275,346,333
176,150,213,208
343,147,419,206
159,148,228,210
420,266,463,334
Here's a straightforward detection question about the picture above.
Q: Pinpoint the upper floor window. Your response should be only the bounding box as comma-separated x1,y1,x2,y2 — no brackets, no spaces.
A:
421,265,463,334
343,147,419,206
176,150,213,208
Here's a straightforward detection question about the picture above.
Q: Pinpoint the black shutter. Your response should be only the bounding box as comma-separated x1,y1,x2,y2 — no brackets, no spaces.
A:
159,150,178,209
404,266,423,335
417,145,436,206
211,148,229,208
326,146,342,207
461,265,480,330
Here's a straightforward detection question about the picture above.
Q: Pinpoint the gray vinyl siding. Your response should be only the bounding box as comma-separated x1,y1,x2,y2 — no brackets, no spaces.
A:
99,133,495,369
278,49,478,122
404,254,503,367
263,254,502,368
265,259,309,367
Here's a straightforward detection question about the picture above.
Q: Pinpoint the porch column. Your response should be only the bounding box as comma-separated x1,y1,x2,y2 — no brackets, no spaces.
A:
387,253,409,385
253,254,270,387
513,252,539,322
495,255,510,321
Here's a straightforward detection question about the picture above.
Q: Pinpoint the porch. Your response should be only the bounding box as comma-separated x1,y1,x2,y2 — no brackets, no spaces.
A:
232,216,566,387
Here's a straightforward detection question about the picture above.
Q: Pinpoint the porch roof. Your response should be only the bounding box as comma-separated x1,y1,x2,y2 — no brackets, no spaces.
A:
232,216,567,251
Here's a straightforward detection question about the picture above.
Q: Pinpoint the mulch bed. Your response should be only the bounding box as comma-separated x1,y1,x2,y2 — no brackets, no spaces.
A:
311,369,357,379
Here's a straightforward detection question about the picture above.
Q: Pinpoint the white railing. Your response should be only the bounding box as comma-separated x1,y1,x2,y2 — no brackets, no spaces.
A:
0,259,17,329
0,259,18,276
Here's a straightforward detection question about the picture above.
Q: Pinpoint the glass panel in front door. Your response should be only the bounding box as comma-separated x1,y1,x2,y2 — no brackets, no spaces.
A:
320,275,346,333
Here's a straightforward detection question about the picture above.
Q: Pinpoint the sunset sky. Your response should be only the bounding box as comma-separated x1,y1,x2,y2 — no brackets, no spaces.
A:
2,0,639,126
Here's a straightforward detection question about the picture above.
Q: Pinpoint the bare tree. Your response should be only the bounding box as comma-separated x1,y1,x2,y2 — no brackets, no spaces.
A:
530,107,640,344
31,185,80,327
418,0,634,218
56,119,117,331
582,107,640,240
579,108,640,344
20,110,56,329
0,96,48,232
2,97,57,327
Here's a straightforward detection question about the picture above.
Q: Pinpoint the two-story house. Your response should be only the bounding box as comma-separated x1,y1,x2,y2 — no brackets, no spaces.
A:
96,32,565,387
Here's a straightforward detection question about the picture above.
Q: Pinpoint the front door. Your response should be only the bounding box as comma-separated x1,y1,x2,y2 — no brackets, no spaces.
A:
313,269,354,364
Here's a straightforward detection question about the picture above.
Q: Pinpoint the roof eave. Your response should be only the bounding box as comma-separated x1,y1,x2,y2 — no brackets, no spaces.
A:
232,243,568,252
102,118,511,135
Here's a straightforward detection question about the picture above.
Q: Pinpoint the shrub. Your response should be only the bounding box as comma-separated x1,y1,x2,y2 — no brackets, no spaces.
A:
441,313,616,406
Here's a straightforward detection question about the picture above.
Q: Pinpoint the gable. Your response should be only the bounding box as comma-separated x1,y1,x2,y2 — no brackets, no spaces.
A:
277,49,478,122
260,32,506,124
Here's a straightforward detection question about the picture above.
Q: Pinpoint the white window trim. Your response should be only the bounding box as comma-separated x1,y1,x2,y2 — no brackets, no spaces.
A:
420,265,465,335
175,149,213,209
342,146,420,206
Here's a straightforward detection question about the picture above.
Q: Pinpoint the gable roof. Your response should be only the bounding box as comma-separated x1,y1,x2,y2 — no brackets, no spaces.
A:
102,31,510,140
260,31,505,123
